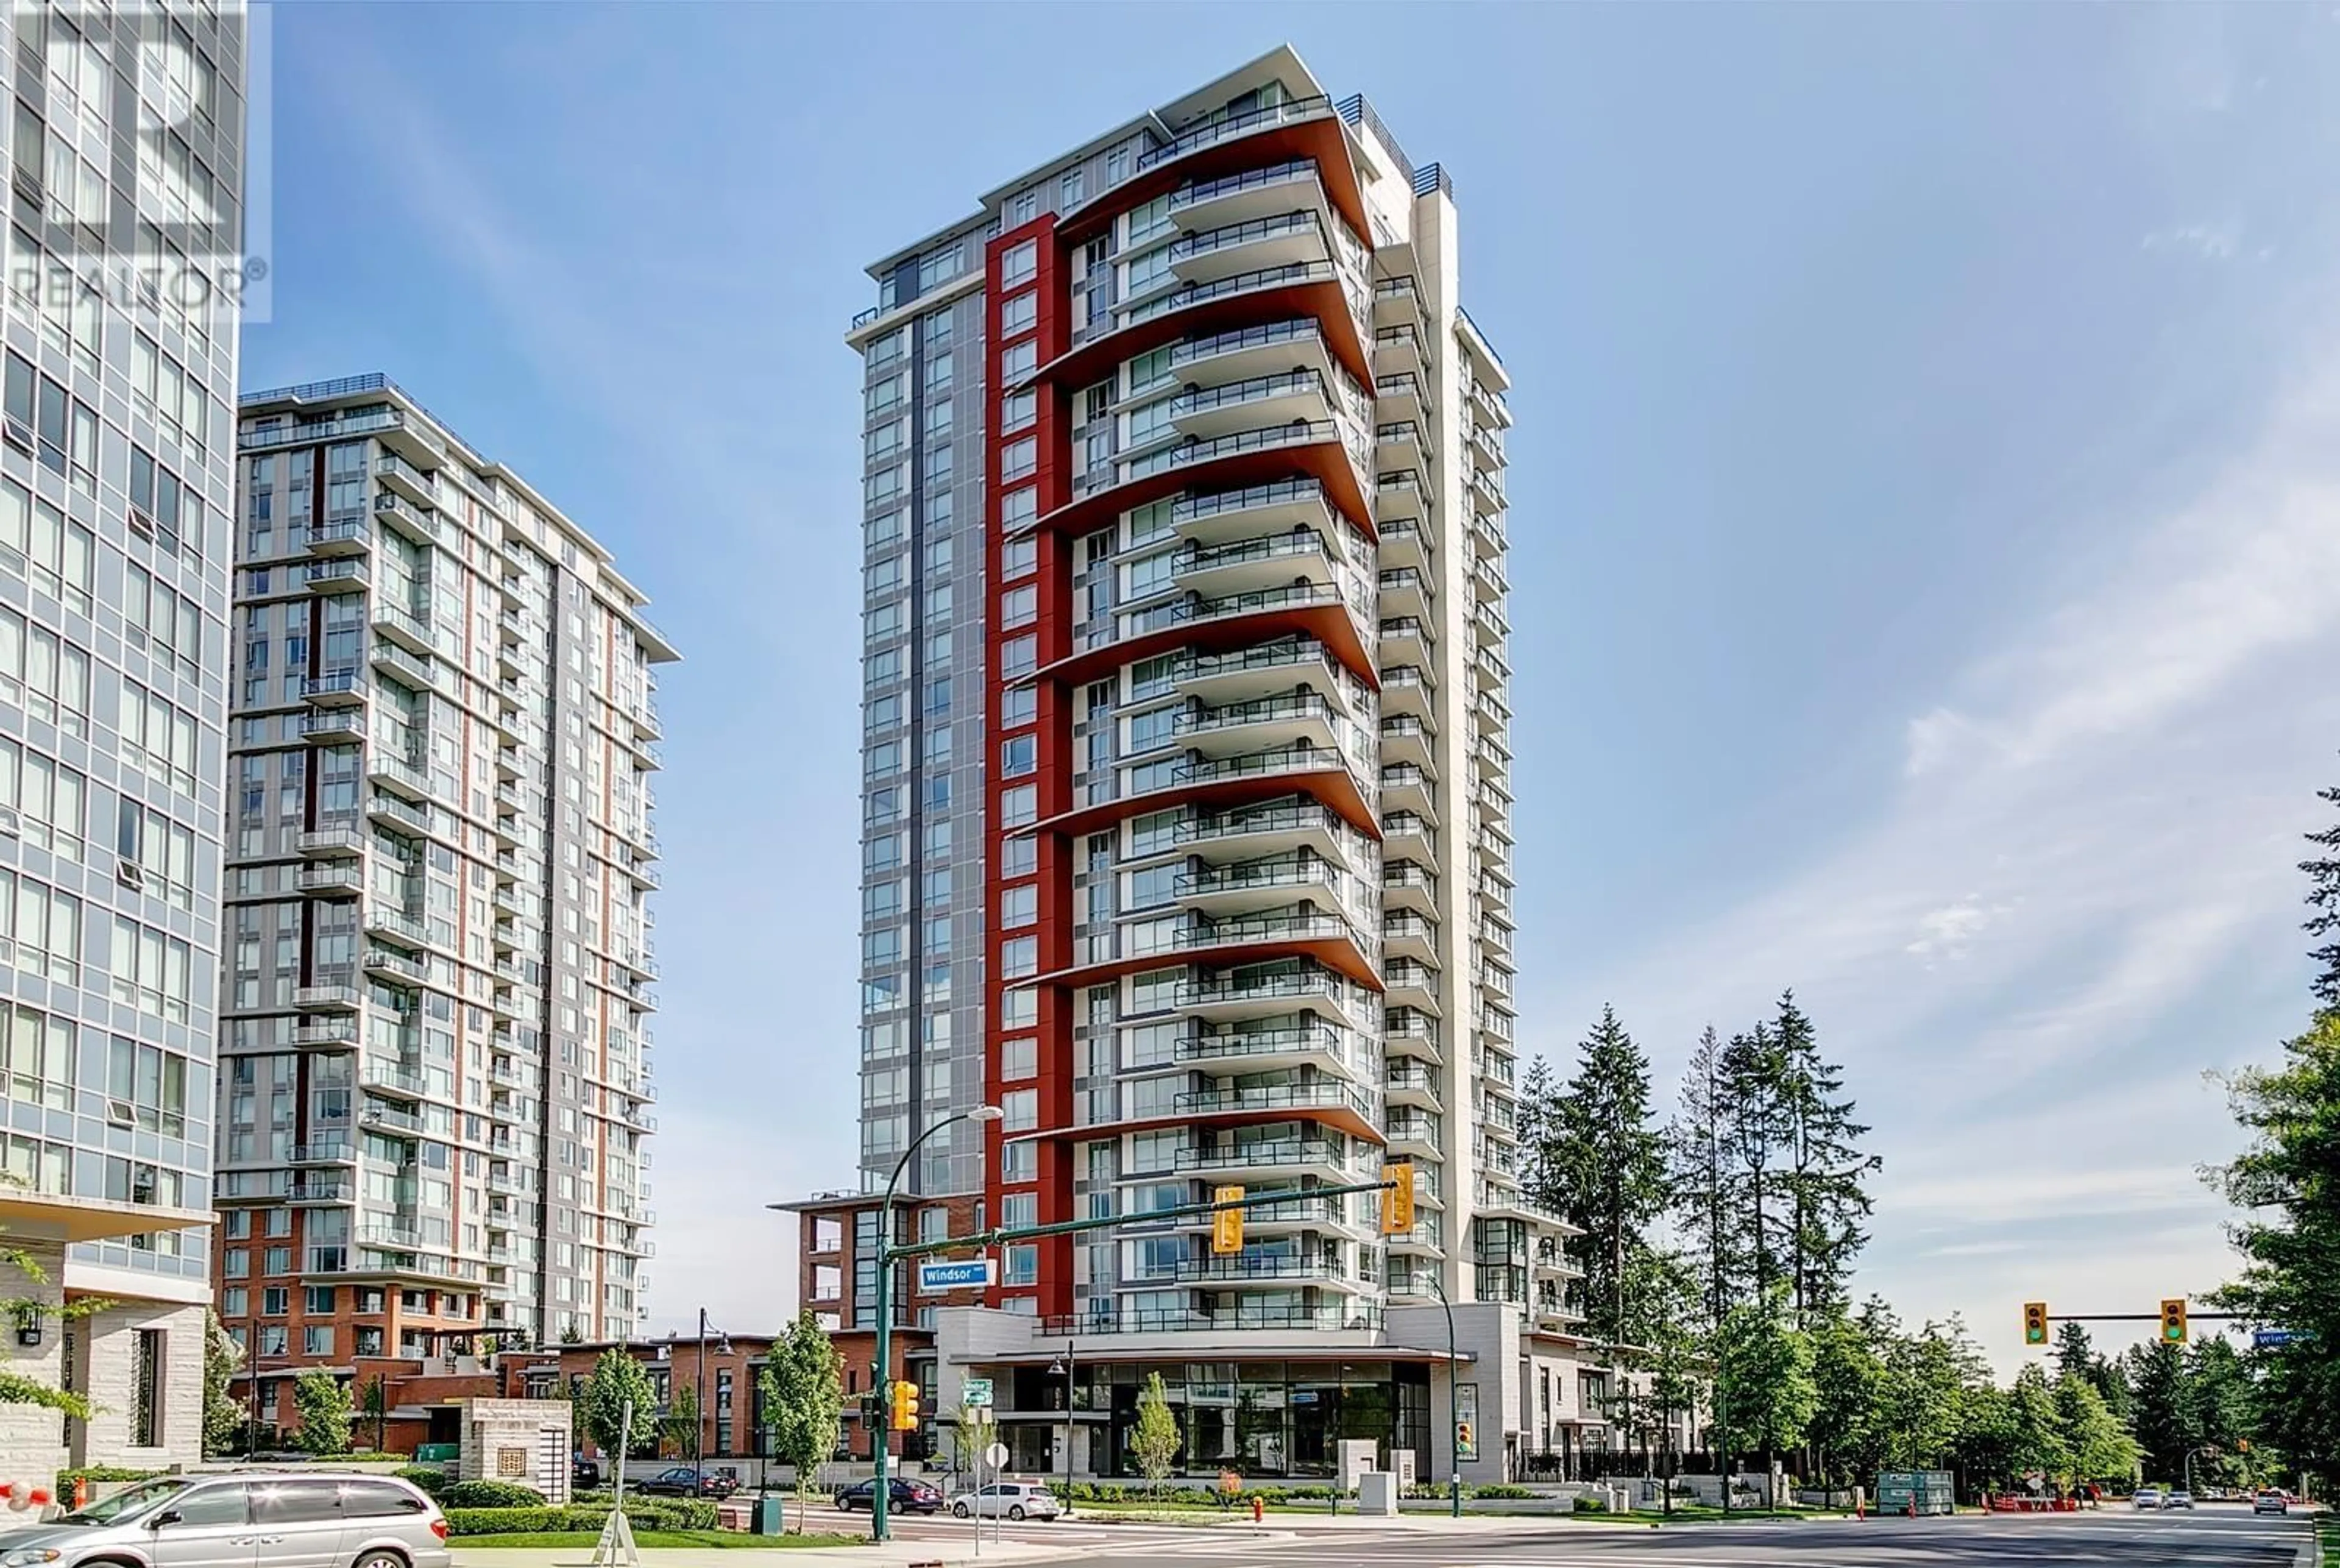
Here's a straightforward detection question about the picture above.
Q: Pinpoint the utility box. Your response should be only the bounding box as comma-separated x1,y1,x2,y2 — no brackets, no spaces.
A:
1357,1472,1399,1517
753,1497,786,1536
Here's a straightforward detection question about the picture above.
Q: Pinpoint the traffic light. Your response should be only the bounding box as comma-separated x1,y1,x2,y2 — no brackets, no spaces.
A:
1455,1421,1476,1460
1211,1185,1245,1256
1380,1162,1415,1235
888,1379,920,1431
2023,1302,2049,1346
2161,1299,2188,1344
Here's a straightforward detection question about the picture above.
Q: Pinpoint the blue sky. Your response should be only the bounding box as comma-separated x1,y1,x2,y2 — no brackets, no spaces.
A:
242,3,2340,1368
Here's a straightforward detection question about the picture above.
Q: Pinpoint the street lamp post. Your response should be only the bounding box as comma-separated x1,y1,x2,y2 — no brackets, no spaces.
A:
870,1105,1002,1545
1047,1342,1074,1519
693,1309,731,1497
1425,1272,1462,1518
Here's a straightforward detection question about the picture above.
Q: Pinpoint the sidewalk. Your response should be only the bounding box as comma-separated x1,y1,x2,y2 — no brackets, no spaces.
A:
452,1544,1088,1568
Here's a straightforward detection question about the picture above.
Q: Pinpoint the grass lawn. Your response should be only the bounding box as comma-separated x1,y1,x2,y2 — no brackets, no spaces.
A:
455,1531,864,1550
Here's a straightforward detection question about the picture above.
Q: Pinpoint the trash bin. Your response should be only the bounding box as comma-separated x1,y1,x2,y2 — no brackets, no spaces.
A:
753,1496,786,1536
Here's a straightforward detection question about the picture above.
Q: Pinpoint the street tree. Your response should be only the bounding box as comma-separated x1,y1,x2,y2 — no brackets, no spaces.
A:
291,1370,353,1455
1711,1284,1816,1477
359,1374,389,1455
1132,1372,1182,1483
662,1383,701,1461
2003,1364,2072,1489
583,1348,660,1466
2053,1374,2141,1486
1550,1006,1670,1351
2123,1341,2195,1485
760,1313,844,1533
1807,1308,1885,1488
202,1310,244,1456
2207,1009,2340,1489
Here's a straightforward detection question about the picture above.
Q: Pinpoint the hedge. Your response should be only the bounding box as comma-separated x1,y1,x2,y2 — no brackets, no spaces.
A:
446,1502,719,1537
394,1467,451,1498
439,1481,547,1509
62,1467,166,1486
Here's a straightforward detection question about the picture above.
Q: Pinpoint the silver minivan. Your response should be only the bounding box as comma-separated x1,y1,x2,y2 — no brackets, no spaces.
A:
0,1474,451,1568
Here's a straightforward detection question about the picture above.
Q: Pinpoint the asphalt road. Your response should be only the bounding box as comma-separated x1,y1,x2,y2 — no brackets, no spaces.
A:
981,1508,2316,1567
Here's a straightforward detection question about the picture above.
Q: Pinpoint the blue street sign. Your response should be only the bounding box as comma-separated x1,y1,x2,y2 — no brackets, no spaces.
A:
2253,1328,2310,1349
917,1258,995,1292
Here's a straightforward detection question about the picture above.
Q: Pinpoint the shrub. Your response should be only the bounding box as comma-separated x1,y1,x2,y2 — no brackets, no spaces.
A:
1573,1494,1608,1513
395,1467,452,1498
61,1466,166,1486
1474,1484,1534,1500
444,1500,717,1537
439,1480,547,1509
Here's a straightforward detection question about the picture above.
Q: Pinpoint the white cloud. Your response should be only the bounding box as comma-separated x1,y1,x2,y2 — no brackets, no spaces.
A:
2142,224,2241,260
1906,896,2014,963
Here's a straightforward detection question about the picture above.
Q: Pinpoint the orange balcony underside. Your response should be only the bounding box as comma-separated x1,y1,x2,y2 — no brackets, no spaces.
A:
1021,754,1380,843
1035,928,1382,995
1027,597,1378,696
1032,277,1372,410
1040,1099,1385,1147
1026,428,1375,548
1061,114,1370,252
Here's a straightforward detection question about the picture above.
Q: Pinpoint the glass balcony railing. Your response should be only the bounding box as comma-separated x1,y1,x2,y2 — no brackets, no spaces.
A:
1140,94,1333,172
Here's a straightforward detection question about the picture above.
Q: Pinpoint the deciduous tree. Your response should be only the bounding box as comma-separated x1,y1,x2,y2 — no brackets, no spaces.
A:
1132,1372,1181,1483
760,1313,843,1533
291,1369,352,1455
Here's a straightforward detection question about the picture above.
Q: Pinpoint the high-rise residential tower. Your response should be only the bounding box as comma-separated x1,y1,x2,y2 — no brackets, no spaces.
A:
218,376,673,1426
793,49,1652,1482
0,1,245,1473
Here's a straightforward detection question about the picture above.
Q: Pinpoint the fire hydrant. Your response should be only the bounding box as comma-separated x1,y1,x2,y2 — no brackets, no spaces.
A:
1250,1495,1264,1525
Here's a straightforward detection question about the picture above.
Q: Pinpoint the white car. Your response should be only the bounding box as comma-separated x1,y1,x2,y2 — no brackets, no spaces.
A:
2132,1487,2163,1509
951,1482,1062,1521
2161,1489,2194,1510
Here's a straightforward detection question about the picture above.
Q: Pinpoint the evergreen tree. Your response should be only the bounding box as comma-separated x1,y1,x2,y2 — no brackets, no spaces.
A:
1667,1026,1739,1329
1514,1052,1565,1215
1550,1006,1670,1350
2051,1322,2094,1384
2208,1011,2340,1488
2299,765,2340,1008
1720,1023,1791,1300
1771,993,1879,1319
2124,1341,2195,1484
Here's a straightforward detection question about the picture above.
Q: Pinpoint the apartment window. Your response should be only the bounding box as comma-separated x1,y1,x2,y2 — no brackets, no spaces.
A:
1002,239,1037,287
1001,687,1037,729
1000,937,1038,980
1001,341,1037,382
303,1325,335,1356
1001,786,1037,828
1001,488,1038,529
261,1286,288,1315
1001,885,1037,929
1001,292,1037,336
264,1246,291,1275
999,583,1038,630
1001,437,1037,482
1001,836,1037,879
1000,736,1036,779
1002,1192,1038,1233
305,1286,337,1314
1002,1141,1037,1181
1001,636,1037,679
1001,389,1037,434
865,375,903,416
1126,195,1172,246
1001,988,1038,1029
221,1287,247,1316
130,1330,163,1447
1001,1089,1038,1133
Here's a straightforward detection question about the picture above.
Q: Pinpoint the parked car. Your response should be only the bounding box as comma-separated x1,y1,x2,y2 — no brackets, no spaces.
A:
950,1483,1061,1522
2132,1487,2164,1509
573,1456,602,1489
834,1478,944,1514
2253,1490,2289,1515
633,1466,739,1499
2161,1489,2194,1510
0,1474,448,1568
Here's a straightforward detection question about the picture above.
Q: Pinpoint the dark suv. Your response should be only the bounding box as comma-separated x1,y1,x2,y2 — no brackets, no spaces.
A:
633,1467,737,1499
